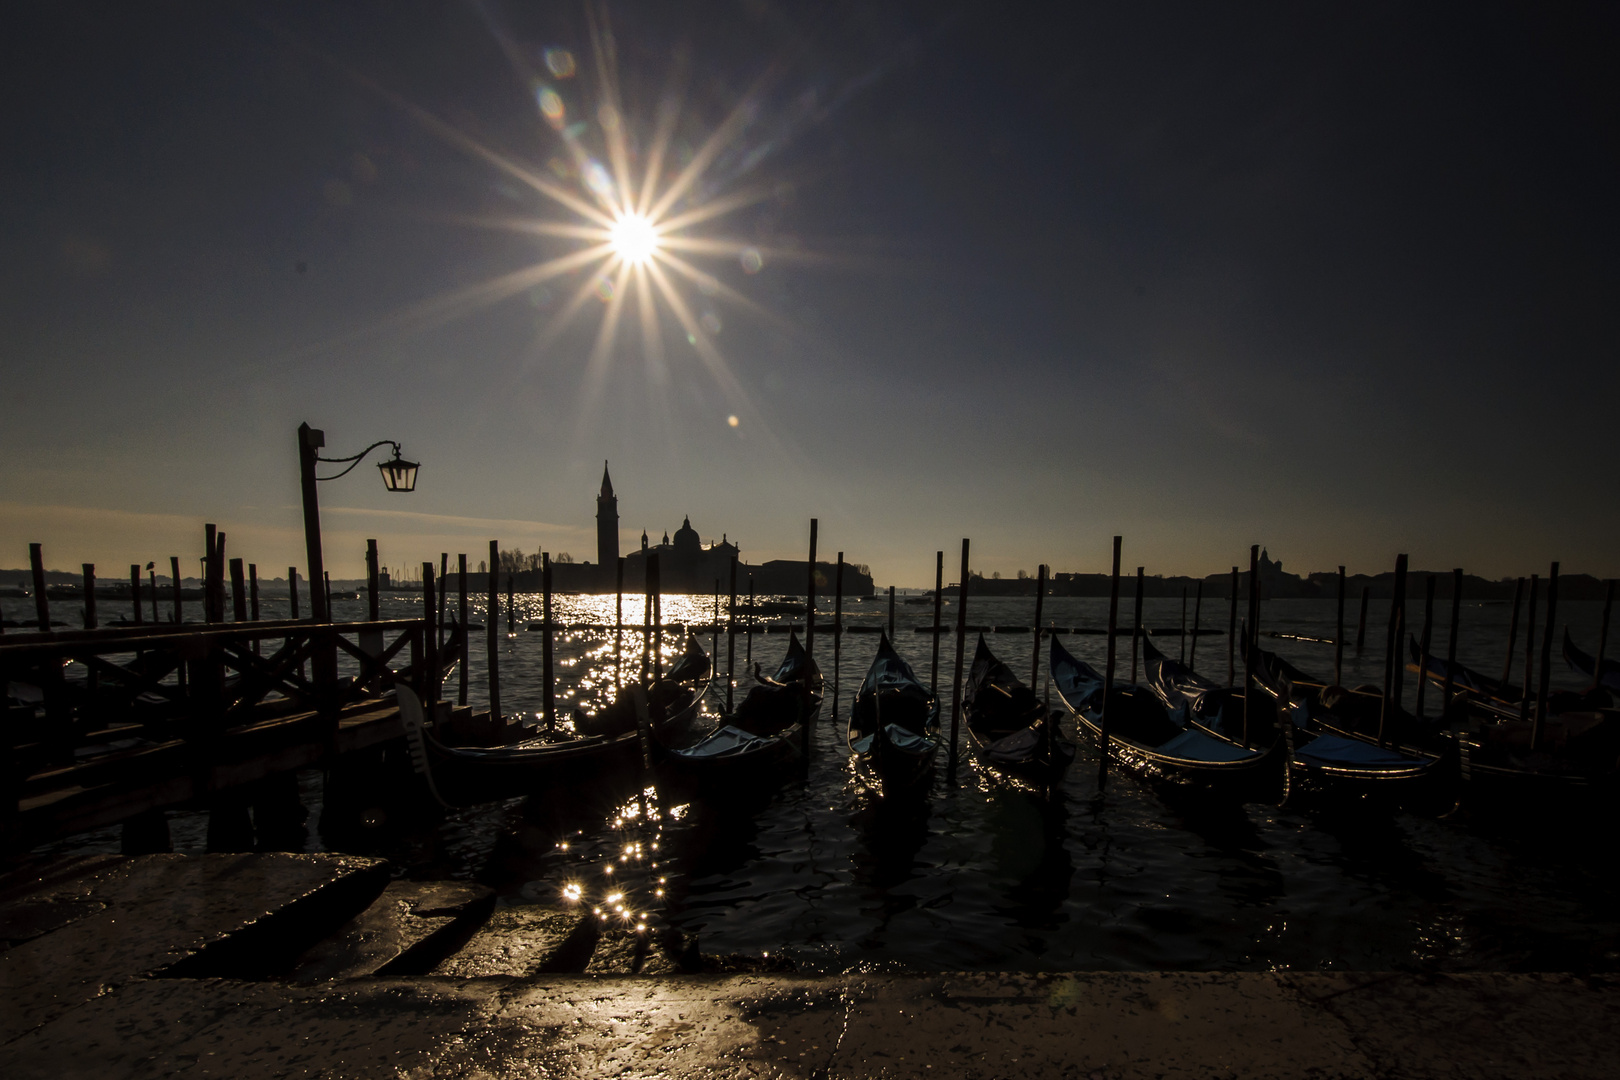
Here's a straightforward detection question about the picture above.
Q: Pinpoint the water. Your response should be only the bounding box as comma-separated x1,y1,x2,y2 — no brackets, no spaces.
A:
11,589,1619,972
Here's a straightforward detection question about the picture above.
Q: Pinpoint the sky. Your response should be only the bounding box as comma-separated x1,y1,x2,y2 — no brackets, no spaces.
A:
2,1,1616,587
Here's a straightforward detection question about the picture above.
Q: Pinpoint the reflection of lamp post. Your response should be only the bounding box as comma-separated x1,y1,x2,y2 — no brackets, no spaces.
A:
297,422,419,624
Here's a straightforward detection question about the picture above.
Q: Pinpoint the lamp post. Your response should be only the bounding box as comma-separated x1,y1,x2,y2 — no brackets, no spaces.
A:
297,422,418,624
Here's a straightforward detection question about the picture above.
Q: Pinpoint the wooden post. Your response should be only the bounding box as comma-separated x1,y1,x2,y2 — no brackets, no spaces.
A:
1227,566,1239,686
422,562,439,705
210,530,227,625
1378,554,1408,747
1129,566,1144,684
1593,579,1615,694
616,556,625,692
930,551,944,697
1500,577,1525,695
712,577,721,691
1099,536,1123,789
746,574,755,668
650,552,663,679
1518,575,1540,723
366,540,380,622
81,563,97,629
833,552,845,703
324,572,333,617
804,520,819,659
171,557,182,624
230,559,247,622
1030,564,1047,685
888,584,896,640
148,564,158,624
129,564,143,626
1442,568,1463,736
458,554,469,707
1243,545,1260,748
288,567,300,620
437,553,449,653
249,564,260,620
801,521,818,764
487,540,501,723
1533,562,1559,749
1334,566,1346,686
506,575,515,636
642,557,652,680
1413,574,1436,720
1178,587,1188,664
542,552,555,730
947,538,970,780
726,557,738,712
1189,580,1204,671
1356,586,1370,650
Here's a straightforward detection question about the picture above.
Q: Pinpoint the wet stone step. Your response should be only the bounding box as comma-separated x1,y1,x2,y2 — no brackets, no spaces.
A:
287,880,496,983
430,904,595,977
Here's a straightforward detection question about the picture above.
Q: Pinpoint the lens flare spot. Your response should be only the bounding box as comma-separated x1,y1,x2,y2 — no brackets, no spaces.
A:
585,161,615,198
727,415,740,428
544,48,576,78
700,311,722,335
740,248,763,274
609,212,659,265
538,87,565,126
595,275,615,302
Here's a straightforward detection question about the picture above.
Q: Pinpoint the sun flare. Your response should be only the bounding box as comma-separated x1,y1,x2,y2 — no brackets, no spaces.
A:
608,212,658,265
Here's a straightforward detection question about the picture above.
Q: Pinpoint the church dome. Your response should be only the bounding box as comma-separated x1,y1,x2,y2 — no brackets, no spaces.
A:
673,515,700,551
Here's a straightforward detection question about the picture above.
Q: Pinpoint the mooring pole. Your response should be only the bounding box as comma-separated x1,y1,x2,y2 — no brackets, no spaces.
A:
1378,554,1409,747
1100,536,1123,790
802,521,819,765
1593,579,1615,694
1189,580,1204,671
727,557,738,712
542,552,555,730
1129,566,1145,684
1243,545,1260,748
422,562,439,705
1518,575,1540,723
712,577,721,688
947,538,970,782
148,564,158,624
930,551,944,697
366,540,380,622
81,563,96,630
458,554,469,707
1227,566,1239,687
1500,577,1525,696
249,564,260,621
1334,566,1346,686
506,574,515,637
230,559,247,622
1179,587,1188,664
1414,574,1437,720
130,564,143,626
1030,564,1047,686
1356,586,1370,651
746,574,755,668
1533,561,1559,750
833,552,844,705
1443,568,1463,739
171,557,182,624
616,556,625,694
487,540,501,724
651,552,663,680
438,553,449,653
288,567,299,620
888,584,896,640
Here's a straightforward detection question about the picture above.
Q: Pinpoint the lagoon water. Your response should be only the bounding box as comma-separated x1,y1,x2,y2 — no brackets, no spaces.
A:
15,588,1619,972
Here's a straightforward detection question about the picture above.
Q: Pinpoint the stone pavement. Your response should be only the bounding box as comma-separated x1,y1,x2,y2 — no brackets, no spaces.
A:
3,853,1617,1078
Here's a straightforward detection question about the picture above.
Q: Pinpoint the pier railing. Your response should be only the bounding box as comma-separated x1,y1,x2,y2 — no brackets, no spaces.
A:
0,617,462,822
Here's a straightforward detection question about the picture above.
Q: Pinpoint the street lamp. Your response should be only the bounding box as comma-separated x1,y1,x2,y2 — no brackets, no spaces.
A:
298,422,418,624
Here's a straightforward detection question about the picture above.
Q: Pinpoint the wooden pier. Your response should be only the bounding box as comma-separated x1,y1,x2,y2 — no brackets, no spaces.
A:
0,616,458,852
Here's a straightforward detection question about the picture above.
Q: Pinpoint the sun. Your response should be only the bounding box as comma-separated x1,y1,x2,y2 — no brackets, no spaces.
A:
609,212,658,265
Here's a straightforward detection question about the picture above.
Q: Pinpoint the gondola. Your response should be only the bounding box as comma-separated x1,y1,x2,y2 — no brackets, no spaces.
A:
656,631,823,778
962,635,1073,782
1143,636,1439,803
1407,636,1522,705
847,632,940,792
393,633,713,808
1563,630,1620,696
1050,635,1279,792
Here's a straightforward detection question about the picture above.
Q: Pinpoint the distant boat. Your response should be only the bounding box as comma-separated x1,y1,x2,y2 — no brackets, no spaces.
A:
963,635,1072,782
847,632,940,792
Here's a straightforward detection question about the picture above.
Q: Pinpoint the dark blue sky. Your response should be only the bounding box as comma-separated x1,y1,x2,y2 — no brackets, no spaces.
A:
3,1,1615,584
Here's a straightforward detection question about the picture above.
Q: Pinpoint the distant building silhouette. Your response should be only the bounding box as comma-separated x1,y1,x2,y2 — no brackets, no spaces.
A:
596,462,619,572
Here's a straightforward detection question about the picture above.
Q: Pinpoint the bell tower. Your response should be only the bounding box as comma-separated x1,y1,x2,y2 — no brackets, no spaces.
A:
596,461,619,571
